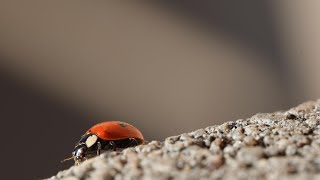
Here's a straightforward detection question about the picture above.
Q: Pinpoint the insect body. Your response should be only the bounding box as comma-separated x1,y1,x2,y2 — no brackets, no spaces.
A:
65,121,144,165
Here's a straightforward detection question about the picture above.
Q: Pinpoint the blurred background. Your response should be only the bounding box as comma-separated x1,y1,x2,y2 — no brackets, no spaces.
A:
1,1,320,179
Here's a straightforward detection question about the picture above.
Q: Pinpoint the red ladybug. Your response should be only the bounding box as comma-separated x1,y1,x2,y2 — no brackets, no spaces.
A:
65,121,144,164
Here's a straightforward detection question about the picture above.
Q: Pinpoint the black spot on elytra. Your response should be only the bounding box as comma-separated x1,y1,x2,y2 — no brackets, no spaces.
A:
118,122,127,127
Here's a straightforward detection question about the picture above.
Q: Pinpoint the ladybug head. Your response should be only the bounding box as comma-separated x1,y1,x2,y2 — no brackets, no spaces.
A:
72,144,87,161
68,133,98,164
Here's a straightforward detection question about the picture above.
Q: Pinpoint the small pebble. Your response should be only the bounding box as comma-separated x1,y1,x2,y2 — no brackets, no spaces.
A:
236,147,264,165
244,136,258,146
207,155,225,170
231,127,245,141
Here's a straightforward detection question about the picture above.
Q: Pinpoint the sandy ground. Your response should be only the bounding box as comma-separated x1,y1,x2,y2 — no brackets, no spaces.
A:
48,100,320,179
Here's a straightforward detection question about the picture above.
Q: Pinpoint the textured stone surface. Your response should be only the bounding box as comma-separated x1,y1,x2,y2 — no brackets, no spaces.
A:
48,100,320,179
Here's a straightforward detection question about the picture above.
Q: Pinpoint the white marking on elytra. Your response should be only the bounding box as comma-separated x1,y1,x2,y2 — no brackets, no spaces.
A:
85,135,98,148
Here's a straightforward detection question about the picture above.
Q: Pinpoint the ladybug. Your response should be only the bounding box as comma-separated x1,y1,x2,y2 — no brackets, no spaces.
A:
63,121,144,164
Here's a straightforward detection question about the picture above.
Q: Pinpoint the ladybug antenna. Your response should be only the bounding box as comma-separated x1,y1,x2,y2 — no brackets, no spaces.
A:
61,156,74,163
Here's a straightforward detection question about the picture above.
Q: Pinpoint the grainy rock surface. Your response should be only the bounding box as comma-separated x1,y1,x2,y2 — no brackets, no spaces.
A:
48,100,320,180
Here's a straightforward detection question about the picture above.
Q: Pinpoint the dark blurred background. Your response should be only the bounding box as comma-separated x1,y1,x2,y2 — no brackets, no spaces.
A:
1,1,320,179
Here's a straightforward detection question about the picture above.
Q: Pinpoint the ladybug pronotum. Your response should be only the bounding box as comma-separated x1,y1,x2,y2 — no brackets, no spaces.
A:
63,121,144,165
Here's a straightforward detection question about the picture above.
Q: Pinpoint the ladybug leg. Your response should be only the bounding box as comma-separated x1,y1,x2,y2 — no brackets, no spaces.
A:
109,141,117,151
127,138,139,147
97,141,102,155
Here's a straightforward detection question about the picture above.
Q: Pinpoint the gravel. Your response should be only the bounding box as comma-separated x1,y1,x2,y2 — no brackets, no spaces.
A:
48,100,320,180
